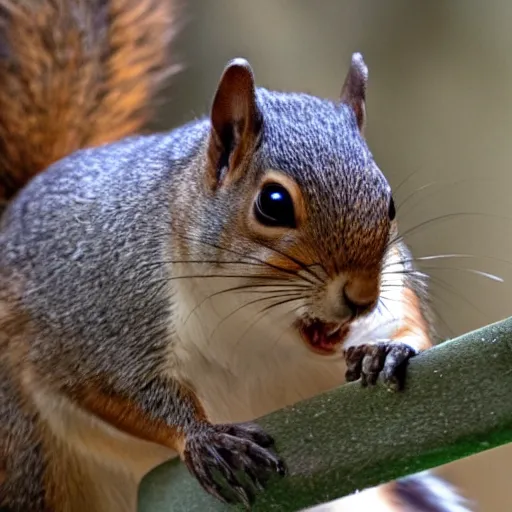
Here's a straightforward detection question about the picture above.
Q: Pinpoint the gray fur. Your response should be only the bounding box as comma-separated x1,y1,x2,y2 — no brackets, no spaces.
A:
257,89,391,269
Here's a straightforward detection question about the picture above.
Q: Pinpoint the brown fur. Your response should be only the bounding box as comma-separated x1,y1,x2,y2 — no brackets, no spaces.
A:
391,285,432,352
0,0,179,206
42,434,92,512
0,0,182,507
70,380,206,453
207,59,262,191
0,321,46,510
0,303,205,510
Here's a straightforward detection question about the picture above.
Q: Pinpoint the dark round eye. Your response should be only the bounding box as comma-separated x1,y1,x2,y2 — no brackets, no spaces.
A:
388,196,396,221
254,183,296,228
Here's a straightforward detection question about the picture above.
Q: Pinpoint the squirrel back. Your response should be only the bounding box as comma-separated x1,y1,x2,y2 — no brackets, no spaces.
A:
0,0,179,208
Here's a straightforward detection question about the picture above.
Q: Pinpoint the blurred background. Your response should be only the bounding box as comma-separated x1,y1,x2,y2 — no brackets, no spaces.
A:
153,1,512,509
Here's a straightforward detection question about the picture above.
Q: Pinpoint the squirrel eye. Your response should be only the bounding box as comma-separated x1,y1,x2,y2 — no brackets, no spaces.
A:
254,183,296,228
388,196,396,221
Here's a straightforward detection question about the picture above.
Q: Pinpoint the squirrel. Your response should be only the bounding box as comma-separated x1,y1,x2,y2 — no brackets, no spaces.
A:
0,0,472,511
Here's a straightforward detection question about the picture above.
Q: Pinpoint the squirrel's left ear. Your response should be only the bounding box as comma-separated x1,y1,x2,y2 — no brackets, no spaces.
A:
207,58,262,190
340,52,368,135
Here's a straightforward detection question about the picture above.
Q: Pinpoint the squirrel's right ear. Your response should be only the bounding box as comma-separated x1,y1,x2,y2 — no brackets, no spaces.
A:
207,58,262,190
340,52,368,135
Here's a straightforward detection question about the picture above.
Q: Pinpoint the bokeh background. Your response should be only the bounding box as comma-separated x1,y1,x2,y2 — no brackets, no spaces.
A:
153,1,512,509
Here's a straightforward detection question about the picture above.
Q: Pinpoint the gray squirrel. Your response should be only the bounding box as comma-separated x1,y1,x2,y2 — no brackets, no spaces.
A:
0,0,471,510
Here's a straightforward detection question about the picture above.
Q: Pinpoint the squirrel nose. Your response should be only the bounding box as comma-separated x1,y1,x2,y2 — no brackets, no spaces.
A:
342,278,379,317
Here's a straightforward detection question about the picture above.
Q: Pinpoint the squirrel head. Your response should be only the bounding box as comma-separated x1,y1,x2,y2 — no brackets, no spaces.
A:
185,53,398,355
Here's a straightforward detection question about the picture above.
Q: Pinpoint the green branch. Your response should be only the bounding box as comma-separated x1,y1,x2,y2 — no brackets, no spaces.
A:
138,316,512,512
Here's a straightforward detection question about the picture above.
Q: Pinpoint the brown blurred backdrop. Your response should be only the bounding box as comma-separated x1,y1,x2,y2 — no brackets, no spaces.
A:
153,1,512,509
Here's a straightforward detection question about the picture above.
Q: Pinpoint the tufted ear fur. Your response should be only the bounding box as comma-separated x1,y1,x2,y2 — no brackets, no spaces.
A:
340,52,368,135
206,58,262,190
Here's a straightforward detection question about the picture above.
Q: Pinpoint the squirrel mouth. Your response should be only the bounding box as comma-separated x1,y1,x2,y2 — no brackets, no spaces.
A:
298,319,350,355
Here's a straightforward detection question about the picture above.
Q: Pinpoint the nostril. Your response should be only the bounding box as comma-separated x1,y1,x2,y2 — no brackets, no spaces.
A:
342,285,374,318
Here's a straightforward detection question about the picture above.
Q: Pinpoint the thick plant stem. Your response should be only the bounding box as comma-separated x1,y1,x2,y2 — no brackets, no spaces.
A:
138,316,512,512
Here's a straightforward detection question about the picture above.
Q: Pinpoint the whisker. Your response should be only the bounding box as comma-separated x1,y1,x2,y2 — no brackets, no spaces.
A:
376,297,395,318
175,232,319,287
382,265,503,284
140,259,300,271
152,274,306,284
182,284,308,326
378,294,404,305
257,295,306,316
397,178,496,215
233,296,305,349
392,165,425,197
252,237,324,284
269,301,313,357
382,252,512,271
421,266,503,283
397,180,440,213
426,275,489,322
379,265,456,341
414,253,512,265
390,212,511,245
379,288,455,341
427,298,456,340
428,281,475,338
232,286,310,294
209,293,304,341
382,268,489,322
381,269,430,284
379,284,416,292
381,257,504,334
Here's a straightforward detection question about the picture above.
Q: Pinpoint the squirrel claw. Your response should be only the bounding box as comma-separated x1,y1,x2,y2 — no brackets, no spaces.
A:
183,422,286,506
344,342,417,391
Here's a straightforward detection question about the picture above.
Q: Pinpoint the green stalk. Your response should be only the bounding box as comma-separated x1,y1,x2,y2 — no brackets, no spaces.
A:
138,316,512,512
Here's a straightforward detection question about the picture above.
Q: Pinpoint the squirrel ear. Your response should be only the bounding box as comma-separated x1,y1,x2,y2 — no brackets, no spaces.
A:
340,52,368,134
207,58,262,190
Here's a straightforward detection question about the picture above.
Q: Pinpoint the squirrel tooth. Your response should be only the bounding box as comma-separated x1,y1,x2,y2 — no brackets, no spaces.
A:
327,324,342,337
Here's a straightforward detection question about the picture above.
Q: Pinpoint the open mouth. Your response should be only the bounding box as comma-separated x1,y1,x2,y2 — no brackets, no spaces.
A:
298,319,350,355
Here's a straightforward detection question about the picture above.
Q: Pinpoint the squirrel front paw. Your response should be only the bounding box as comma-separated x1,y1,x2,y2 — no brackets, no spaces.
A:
344,342,417,391
183,422,286,507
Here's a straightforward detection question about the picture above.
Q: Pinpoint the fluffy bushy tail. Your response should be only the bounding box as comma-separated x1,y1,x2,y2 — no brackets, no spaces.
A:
311,472,472,512
0,0,180,207
387,472,472,512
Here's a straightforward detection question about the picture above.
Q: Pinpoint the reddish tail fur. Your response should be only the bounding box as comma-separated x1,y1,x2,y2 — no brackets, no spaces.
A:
0,0,180,207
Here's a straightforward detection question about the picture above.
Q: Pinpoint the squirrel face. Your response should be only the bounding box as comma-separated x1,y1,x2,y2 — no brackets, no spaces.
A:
196,54,398,356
